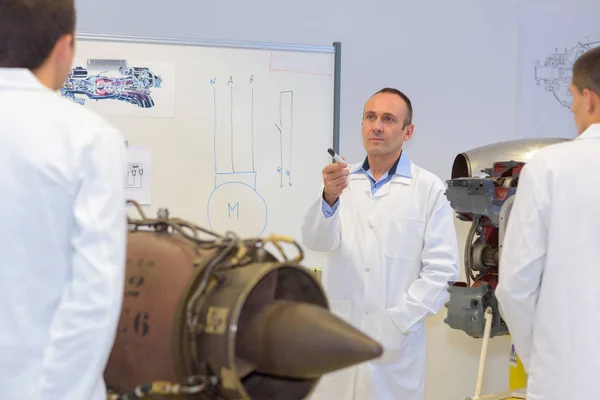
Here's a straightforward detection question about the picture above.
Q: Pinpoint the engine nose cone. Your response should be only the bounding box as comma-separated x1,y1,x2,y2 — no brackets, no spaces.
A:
237,300,383,379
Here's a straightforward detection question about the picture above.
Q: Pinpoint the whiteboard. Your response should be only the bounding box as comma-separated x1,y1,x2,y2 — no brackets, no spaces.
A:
66,33,341,270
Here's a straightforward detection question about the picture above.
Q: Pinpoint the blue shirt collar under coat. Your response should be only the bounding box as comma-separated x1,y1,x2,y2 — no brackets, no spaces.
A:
350,151,412,179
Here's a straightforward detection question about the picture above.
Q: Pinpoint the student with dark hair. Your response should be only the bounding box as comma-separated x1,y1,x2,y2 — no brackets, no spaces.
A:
0,1,128,399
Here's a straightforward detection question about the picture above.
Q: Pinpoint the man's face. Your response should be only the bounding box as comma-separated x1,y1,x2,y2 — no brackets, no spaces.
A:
361,92,413,156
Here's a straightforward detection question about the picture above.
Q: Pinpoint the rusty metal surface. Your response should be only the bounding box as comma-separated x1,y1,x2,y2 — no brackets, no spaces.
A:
105,202,383,400
104,230,217,396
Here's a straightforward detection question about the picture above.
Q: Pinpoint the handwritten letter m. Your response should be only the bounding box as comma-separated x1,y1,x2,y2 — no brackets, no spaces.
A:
228,202,240,219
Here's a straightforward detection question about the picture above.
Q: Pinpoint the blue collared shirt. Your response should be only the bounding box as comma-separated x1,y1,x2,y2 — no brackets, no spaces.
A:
322,152,412,218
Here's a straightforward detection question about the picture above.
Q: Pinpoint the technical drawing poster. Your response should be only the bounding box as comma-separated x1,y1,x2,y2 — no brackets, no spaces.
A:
125,145,151,205
61,57,176,118
517,3,600,139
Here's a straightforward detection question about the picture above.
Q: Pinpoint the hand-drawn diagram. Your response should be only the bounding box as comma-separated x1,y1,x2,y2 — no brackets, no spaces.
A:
274,91,294,188
207,77,268,238
534,39,600,109
126,163,144,188
61,59,163,108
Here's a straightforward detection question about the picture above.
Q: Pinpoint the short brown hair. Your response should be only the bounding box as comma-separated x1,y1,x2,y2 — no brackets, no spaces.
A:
0,0,76,70
572,46,600,96
374,87,413,127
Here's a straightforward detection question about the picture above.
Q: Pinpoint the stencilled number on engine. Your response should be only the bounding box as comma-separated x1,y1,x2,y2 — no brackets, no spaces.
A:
119,308,131,334
133,311,150,336
123,258,155,297
125,275,145,297
119,258,155,337
119,308,151,337
125,258,156,270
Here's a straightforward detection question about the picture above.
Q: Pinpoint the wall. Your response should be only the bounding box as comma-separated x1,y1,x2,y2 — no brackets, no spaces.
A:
72,0,580,398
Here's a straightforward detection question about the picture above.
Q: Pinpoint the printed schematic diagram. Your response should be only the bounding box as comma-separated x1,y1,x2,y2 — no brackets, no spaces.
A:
207,77,268,238
61,58,163,108
124,145,151,205
534,39,600,109
274,91,294,188
126,163,144,189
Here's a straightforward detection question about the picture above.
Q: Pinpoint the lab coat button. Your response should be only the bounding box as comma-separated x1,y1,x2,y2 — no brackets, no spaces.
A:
364,310,369,315
368,223,373,229
365,268,370,272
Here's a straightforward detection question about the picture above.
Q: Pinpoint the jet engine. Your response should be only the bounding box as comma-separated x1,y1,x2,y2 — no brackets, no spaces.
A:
106,201,383,400
443,138,570,339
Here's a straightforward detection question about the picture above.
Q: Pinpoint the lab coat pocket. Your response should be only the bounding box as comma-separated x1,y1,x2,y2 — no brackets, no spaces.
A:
370,309,411,365
383,215,426,261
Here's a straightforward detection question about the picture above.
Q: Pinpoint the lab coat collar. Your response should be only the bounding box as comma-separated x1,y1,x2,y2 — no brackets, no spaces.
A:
348,151,413,196
350,151,412,179
576,123,600,139
0,68,49,92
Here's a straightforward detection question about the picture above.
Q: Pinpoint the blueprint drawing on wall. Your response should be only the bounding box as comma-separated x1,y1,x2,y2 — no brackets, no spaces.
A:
61,55,176,118
517,3,600,139
534,40,600,109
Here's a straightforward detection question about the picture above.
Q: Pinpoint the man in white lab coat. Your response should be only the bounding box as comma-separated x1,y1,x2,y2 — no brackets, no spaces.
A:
0,1,128,399
495,46,600,400
301,88,460,400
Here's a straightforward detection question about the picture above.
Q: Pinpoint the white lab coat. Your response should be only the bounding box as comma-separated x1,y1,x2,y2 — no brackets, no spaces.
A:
301,158,460,400
0,68,128,400
496,123,600,400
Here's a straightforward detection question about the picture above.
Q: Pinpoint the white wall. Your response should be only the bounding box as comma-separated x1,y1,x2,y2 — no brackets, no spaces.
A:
73,0,586,398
